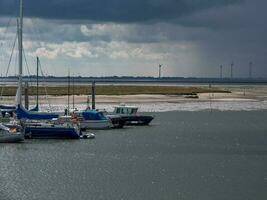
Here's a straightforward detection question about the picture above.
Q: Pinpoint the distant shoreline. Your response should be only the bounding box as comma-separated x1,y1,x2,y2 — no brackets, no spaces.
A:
0,85,230,96
1,76,267,85
1,84,266,112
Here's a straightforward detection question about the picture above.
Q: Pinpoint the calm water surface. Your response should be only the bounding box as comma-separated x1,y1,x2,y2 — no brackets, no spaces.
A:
1,111,267,200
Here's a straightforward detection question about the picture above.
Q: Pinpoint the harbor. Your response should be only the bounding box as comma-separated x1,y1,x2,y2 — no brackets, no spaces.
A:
0,0,157,142
1,0,267,199
1,79,267,199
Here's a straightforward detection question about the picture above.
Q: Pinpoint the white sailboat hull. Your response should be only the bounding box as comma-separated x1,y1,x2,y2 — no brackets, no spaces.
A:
80,120,112,130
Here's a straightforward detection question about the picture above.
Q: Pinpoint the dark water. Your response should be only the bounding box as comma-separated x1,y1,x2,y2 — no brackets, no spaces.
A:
1,111,267,200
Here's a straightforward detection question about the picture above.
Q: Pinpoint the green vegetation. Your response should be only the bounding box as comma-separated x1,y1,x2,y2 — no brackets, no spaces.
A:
0,85,230,96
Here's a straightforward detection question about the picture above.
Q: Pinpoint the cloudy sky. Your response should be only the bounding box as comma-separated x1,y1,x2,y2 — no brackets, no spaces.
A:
0,0,266,77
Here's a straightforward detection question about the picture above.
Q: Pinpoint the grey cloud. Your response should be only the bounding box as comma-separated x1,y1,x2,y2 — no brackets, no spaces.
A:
1,0,266,78
176,0,267,30
0,0,242,23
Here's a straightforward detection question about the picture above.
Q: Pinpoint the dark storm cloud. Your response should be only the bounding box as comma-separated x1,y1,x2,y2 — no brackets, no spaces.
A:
0,0,242,22
1,0,266,77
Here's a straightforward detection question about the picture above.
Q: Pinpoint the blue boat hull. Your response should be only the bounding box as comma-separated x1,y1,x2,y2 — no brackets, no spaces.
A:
24,127,80,139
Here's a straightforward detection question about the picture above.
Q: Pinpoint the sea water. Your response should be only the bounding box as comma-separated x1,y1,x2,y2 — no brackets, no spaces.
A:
1,111,267,200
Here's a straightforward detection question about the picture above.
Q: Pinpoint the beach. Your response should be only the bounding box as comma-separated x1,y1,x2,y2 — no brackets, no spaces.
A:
1,84,267,112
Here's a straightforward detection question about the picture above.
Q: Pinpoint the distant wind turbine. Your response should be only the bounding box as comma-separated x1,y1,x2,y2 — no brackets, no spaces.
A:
220,65,223,79
249,61,253,79
230,62,234,79
159,64,162,79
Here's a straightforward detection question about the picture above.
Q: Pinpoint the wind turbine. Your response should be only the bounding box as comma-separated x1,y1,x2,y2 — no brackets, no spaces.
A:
230,62,234,79
159,64,162,79
249,61,252,79
220,65,223,79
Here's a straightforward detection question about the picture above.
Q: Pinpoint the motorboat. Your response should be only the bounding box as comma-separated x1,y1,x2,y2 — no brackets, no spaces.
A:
72,110,112,130
107,114,125,128
109,104,154,125
0,123,24,143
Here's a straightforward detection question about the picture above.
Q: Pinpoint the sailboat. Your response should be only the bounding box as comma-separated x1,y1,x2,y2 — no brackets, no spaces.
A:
0,57,39,117
15,0,80,139
15,0,59,121
68,78,112,130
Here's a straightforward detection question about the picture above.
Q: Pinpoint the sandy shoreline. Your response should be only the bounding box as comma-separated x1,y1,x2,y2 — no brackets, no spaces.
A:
1,85,267,112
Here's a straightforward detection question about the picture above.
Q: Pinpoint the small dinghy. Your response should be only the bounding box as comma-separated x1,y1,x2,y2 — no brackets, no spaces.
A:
80,133,95,139
0,123,24,143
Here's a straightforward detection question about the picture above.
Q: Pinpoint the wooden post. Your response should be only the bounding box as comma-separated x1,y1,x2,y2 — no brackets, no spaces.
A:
92,81,95,110
87,95,90,109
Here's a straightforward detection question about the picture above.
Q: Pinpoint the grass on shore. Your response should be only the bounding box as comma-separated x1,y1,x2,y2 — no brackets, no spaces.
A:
0,85,230,96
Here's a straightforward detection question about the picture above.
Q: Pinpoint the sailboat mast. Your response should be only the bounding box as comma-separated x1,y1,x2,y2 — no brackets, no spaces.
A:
37,57,39,106
17,0,23,105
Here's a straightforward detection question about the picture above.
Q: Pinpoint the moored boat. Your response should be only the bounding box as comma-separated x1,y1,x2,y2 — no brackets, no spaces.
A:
11,0,81,140
0,123,24,143
23,116,80,139
107,114,125,128
72,110,112,130
109,105,154,126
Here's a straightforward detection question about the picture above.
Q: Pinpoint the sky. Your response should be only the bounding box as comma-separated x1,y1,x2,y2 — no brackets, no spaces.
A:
0,0,266,78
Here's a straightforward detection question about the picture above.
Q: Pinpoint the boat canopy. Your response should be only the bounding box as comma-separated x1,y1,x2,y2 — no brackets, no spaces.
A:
82,110,107,120
16,104,59,120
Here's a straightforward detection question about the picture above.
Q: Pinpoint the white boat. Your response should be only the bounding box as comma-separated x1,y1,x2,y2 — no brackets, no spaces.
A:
72,110,112,130
80,119,111,130
0,123,24,143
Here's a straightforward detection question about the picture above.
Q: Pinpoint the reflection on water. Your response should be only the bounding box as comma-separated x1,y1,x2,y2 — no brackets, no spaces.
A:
1,111,267,200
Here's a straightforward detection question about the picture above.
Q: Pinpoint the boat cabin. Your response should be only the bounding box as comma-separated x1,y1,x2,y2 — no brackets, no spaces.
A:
113,105,138,115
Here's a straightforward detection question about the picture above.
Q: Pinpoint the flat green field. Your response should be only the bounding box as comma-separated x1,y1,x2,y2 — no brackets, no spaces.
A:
0,85,230,96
